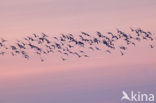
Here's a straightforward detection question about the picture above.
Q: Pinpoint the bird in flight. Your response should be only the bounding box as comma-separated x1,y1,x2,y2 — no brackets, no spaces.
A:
0,27,155,62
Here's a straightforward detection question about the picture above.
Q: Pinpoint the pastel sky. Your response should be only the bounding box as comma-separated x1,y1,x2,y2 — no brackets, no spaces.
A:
0,0,156,103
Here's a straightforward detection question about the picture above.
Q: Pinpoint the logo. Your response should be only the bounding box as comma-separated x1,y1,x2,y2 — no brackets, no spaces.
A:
121,90,155,102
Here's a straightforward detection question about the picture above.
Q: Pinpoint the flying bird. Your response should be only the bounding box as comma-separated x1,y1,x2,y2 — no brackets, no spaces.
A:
0,27,155,62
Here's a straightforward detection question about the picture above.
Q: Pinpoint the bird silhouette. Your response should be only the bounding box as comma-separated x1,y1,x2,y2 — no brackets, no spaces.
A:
0,27,155,62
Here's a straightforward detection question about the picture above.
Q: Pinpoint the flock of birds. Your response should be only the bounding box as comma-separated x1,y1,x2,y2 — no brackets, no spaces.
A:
0,27,155,62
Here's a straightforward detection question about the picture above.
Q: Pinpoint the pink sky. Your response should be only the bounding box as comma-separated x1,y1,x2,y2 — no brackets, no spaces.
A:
0,0,156,103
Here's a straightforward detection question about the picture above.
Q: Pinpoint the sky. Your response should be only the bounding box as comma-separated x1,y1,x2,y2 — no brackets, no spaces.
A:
0,0,156,103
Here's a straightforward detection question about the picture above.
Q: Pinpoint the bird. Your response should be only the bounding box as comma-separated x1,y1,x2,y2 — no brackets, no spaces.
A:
10,46,17,50
17,43,26,49
0,27,155,62
120,51,124,56
1,38,7,42
61,57,66,61
0,51,6,55
95,47,101,51
89,47,94,51
149,44,154,48
105,50,111,54
120,46,127,50
84,54,89,57
40,58,44,62
81,32,90,36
